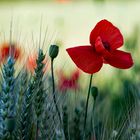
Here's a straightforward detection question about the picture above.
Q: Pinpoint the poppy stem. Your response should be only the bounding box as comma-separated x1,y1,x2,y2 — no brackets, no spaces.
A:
83,74,93,138
51,59,62,124
51,59,67,139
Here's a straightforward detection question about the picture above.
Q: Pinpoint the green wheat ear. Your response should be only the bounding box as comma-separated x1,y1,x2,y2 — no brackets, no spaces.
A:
15,69,29,140
16,49,46,140
0,57,16,139
34,49,45,119
33,49,46,139
17,79,35,140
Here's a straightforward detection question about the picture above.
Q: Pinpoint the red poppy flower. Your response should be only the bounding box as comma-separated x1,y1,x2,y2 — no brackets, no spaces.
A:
0,43,21,63
66,20,133,74
57,69,80,92
26,51,49,74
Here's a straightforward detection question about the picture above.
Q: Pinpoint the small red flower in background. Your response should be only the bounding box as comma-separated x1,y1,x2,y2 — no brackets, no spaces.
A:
0,43,21,63
66,20,133,74
26,53,37,74
26,51,49,74
57,69,80,92
56,0,70,3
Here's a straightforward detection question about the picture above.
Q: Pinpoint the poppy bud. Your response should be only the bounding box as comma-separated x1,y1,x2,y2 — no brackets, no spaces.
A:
91,86,98,100
49,45,59,59
6,117,16,132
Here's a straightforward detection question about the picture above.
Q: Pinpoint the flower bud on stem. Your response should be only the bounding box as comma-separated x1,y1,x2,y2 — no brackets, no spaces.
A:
49,45,61,122
49,45,66,139
91,86,98,139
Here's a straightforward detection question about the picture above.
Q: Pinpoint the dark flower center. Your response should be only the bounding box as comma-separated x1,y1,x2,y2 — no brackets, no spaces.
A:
103,41,110,51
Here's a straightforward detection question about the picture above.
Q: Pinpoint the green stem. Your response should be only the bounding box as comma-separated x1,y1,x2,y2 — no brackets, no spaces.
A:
83,74,93,138
51,59,67,139
51,59,62,125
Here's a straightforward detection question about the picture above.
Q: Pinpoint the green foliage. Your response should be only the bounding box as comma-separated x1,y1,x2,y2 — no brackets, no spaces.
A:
62,105,69,140
0,57,16,139
0,30,139,140
17,81,35,140
34,49,45,118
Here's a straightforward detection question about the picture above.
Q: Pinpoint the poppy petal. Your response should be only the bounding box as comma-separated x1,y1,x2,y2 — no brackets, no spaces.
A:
66,46,103,74
104,50,133,69
90,19,123,50
95,36,110,56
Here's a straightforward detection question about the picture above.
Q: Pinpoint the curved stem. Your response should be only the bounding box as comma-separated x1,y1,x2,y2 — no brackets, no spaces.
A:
51,59,67,140
83,74,93,138
51,59,62,125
